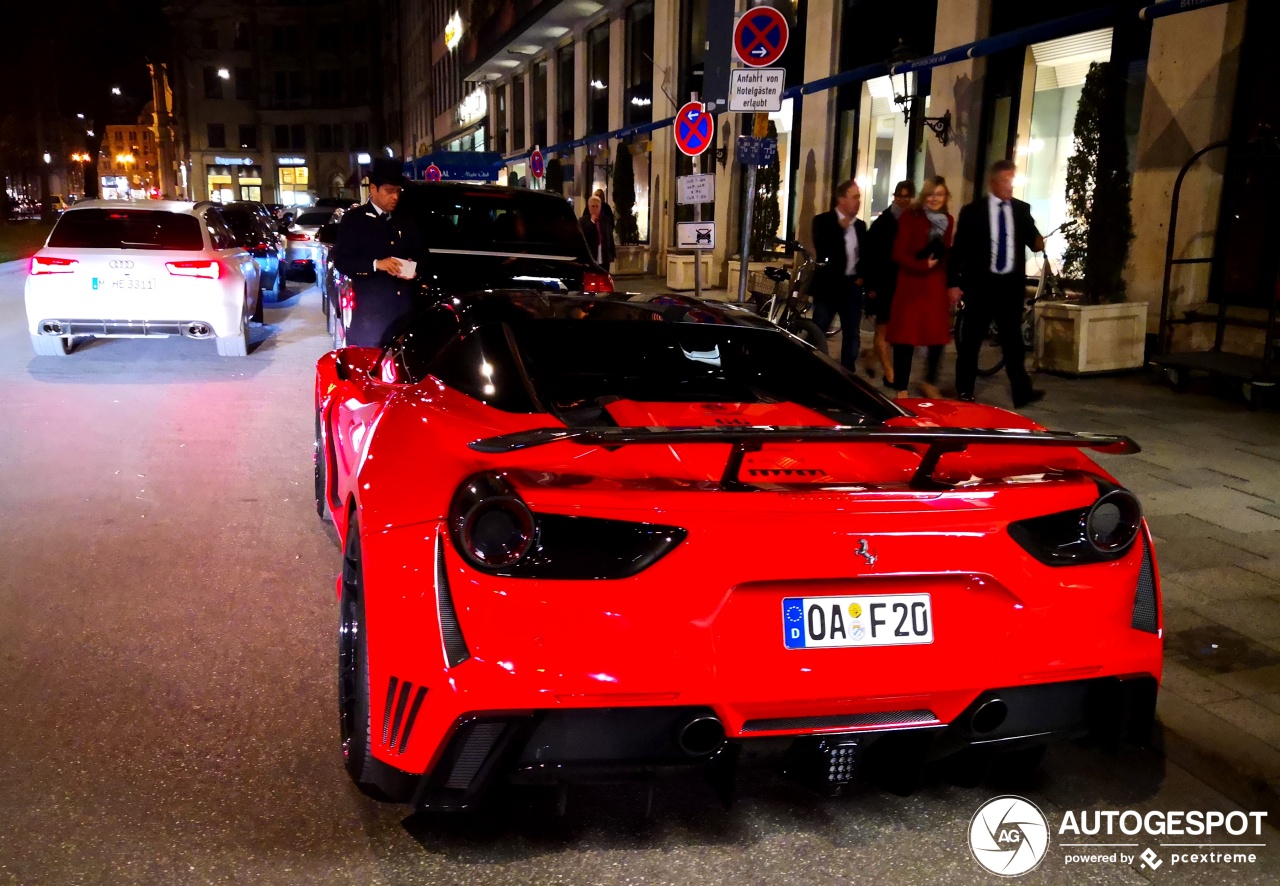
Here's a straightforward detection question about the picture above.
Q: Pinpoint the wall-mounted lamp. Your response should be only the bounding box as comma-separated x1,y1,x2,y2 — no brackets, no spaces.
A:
888,41,954,148
714,121,731,169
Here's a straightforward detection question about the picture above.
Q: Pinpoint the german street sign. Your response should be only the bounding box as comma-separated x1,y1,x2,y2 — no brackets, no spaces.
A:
530,148,545,179
674,102,715,157
733,6,789,68
425,164,442,182
736,136,778,167
677,174,715,205
728,68,785,112
676,221,716,250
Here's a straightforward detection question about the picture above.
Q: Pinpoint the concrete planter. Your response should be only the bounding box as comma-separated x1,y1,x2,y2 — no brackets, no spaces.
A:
1035,301,1149,375
613,244,650,276
666,252,714,291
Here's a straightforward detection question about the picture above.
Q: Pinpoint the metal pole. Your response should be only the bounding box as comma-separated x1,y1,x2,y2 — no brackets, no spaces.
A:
737,163,757,306
692,93,702,301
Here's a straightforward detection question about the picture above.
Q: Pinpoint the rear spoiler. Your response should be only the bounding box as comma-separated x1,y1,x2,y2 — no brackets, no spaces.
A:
468,426,1140,491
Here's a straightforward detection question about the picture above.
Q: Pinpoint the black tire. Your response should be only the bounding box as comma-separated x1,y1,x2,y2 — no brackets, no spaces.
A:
315,411,333,523
954,310,1005,378
30,334,72,356
251,289,264,324
790,318,829,355
268,267,286,302
338,517,415,802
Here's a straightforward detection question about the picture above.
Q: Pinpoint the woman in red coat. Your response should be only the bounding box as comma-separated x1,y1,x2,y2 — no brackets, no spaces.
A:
885,176,954,400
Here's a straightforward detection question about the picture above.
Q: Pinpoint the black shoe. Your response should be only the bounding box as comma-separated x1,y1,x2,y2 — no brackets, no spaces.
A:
1013,389,1046,409
958,393,976,403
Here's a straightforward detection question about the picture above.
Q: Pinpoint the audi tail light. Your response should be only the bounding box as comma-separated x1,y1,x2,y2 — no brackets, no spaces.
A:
286,231,311,242
166,260,221,280
582,271,614,293
31,256,78,275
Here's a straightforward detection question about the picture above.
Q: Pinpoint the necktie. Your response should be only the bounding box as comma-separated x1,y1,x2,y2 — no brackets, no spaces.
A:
996,201,1009,273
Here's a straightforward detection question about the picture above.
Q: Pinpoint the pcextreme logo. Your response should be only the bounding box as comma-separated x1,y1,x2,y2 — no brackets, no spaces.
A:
969,797,1270,876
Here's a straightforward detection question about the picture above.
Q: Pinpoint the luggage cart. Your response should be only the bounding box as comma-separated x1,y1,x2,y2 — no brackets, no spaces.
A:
1151,136,1280,407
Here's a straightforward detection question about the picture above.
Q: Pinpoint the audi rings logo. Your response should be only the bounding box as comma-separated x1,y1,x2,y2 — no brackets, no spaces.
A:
108,259,135,269
969,795,1051,877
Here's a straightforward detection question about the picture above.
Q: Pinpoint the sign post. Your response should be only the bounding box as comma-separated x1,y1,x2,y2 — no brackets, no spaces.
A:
675,97,714,301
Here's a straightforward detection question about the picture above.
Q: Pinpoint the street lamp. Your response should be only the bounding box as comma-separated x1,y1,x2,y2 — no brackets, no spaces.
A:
888,41,954,148
217,68,230,80
111,86,121,96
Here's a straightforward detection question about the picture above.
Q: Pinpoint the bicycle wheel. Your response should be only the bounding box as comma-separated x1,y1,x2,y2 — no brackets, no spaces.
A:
955,308,1005,378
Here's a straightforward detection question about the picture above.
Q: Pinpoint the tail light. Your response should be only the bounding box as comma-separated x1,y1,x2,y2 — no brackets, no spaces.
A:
166,260,221,280
1008,483,1142,566
583,271,614,293
286,231,310,242
449,472,686,578
31,256,78,275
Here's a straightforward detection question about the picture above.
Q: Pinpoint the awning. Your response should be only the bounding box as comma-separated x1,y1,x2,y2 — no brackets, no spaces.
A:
404,151,505,182
1139,0,1234,21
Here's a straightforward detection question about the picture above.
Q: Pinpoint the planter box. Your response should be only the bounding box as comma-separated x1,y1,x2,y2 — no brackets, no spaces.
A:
666,253,714,291
1035,301,1148,374
613,244,650,276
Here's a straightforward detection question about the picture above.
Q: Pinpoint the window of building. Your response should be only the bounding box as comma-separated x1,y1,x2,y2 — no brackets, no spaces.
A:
207,123,226,149
317,70,342,106
274,72,288,104
679,0,708,100
203,67,223,100
114,131,123,143
586,23,610,136
351,122,368,151
496,87,507,154
235,68,253,101
233,21,250,50
532,60,548,149
274,124,290,150
512,74,527,151
856,75,915,217
291,124,306,151
352,67,368,103
200,23,217,50
272,26,285,51
557,44,574,144
238,124,257,150
625,1,654,127
317,123,333,151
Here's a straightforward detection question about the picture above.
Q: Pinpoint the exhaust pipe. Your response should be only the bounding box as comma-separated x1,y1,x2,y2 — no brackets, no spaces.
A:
673,712,725,756
185,322,213,339
969,698,1008,734
41,321,63,335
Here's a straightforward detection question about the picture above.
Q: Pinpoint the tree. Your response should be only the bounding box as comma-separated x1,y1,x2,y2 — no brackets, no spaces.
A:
545,157,564,195
1063,62,1134,304
749,121,782,261
613,143,639,244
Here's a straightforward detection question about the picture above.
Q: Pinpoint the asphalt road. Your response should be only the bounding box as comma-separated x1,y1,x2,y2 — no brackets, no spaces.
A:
1,259,1278,885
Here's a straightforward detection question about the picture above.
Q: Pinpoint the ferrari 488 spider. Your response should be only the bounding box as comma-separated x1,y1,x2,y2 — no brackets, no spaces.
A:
314,292,1162,809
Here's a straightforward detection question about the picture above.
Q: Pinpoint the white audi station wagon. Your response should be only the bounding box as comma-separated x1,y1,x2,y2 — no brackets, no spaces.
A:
25,200,262,357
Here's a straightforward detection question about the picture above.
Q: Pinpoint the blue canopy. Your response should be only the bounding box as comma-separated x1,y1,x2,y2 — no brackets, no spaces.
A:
403,151,505,182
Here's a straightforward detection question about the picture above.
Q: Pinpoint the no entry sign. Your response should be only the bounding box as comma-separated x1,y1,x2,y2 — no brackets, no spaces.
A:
733,7,789,68
674,102,715,157
530,149,545,179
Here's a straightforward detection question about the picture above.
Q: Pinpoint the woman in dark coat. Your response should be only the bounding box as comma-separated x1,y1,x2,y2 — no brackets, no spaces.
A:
580,194,617,272
885,176,955,400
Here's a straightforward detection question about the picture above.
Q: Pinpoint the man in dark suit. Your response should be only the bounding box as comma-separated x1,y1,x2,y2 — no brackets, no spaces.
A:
331,157,428,348
948,159,1045,407
810,179,869,373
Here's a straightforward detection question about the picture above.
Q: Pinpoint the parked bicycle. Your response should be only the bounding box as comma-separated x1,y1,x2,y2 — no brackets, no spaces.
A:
747,239,829,352
953,220,1076,377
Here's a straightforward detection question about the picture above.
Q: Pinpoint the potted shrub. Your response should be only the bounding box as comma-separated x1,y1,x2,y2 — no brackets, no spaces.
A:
545,157,564,195
1035,62,1147,374
611,143,648,275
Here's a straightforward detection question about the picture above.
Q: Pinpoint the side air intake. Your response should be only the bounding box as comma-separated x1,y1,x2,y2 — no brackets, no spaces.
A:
1131,535,1160,634
435,532,471,667
381,676,428,755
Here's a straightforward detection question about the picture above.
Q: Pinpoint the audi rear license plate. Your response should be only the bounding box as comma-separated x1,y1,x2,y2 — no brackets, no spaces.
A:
783,594,933,649
93,277,157,291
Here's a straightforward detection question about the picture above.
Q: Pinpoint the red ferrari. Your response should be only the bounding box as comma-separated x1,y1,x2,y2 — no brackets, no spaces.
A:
314,292,1162,809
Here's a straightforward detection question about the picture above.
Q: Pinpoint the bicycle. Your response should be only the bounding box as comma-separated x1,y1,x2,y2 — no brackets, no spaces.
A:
746,240,830,352
954,220,1076,377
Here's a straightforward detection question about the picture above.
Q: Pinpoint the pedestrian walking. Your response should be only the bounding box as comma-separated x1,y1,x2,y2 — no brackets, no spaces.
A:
810,179,868,374
592,189,616,227
948,159,1045,407
330,157,427,348
580,194,617,272
885,176,954,400
864,180,917,387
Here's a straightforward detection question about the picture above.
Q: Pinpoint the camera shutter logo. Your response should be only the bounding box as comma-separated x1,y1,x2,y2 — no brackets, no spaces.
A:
969,795,1050,877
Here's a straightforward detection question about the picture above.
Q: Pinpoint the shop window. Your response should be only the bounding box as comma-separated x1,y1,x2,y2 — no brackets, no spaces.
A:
586,23,609,136
856,75,914,217
557,45,574,144
1019,28,1113,272
513,75,526,151
625,1,654,127
532,60,548,149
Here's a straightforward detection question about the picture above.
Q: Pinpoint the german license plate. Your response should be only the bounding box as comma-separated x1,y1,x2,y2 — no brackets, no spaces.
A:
783,594,933,649
93,277,156,291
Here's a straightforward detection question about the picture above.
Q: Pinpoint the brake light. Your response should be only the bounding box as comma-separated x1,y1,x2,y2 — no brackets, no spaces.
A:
166,260,221,280
583,271,614,293
286,231,310,241
31,256,78,275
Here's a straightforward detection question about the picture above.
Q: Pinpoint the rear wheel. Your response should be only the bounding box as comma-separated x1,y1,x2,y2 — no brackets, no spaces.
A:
790,318,829,355
250,289,264,325
339,517,415,802
216,321,249,357
30,334,72,357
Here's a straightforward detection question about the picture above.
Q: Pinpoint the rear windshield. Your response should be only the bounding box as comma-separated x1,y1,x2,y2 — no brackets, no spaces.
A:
48,209,204,251
400,188,587,258
295,211,334,226
218,207,258,235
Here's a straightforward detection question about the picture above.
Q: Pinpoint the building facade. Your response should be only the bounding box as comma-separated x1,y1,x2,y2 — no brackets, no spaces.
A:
167,0,386,207
405,0,1270,332
97,117,162,200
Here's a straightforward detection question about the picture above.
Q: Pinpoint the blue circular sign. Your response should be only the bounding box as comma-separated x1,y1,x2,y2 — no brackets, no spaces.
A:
675,102,714,157
530,149,545,179
734,7,789,68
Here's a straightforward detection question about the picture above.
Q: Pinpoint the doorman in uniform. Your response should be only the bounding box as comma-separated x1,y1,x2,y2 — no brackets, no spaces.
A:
331,157,427,347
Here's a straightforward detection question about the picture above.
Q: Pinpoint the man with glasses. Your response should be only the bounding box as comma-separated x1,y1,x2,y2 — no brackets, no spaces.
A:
864,180,917,388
